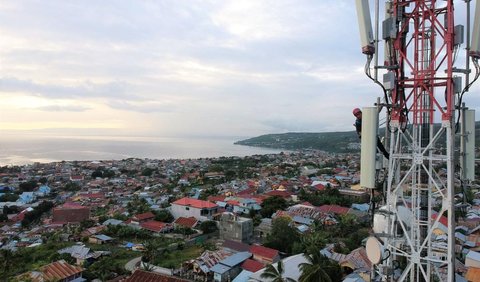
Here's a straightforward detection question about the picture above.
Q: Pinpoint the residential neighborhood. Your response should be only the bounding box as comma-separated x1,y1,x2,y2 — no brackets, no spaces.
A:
0,150,477,281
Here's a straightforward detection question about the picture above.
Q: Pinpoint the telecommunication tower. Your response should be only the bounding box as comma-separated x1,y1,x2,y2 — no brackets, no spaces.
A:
355,0,480,281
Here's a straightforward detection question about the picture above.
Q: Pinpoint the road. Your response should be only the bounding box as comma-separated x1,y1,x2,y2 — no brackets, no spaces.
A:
125,256,142,272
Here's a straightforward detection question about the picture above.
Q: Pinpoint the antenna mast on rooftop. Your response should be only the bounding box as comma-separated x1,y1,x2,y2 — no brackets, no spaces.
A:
355,0,480,281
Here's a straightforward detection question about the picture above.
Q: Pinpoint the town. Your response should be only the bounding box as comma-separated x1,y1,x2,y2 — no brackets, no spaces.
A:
0,149,478,282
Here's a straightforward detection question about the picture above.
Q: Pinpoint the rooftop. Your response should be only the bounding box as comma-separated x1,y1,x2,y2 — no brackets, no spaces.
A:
249,245,279,259
172,197,218,209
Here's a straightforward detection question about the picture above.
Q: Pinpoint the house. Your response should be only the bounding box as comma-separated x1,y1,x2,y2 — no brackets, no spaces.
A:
254,218,273,241
125,269,190,282
241,259,264,273
218,212,253,243
88,234,114,244
190,250,233,279
17,259,85,282
36,185,51,196
339,247,371,281
232,270,253,282
465,267,480,282
59,246,111,265
211,252,252,282
466,250,480,268
233,198,261,214
131,211,155,223
70,175,85,182
18,192,36,204
222,240,251,253
249,245,280,264
102,219,124,226
58,245,91,265
52,203,90,223
171,197,219,221
140,220,172,233
173,217,198,229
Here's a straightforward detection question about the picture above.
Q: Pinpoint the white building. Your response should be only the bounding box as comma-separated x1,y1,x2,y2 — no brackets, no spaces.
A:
170,197,218,221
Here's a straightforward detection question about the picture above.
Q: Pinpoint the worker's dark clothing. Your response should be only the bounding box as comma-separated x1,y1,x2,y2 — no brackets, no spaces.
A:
355,117,389,159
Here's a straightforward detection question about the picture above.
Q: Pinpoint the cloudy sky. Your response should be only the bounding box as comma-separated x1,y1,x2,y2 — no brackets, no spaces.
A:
0,0,478,139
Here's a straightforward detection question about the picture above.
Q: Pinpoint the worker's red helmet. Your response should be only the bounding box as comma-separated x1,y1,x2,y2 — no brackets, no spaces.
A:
353,108,361,116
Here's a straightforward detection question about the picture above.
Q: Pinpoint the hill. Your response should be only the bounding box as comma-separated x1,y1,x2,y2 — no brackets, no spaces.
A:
235,132,359,153
235,122,480,153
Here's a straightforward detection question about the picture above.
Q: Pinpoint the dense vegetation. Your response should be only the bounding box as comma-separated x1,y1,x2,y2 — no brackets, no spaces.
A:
235,121,480,152
235,132,359,153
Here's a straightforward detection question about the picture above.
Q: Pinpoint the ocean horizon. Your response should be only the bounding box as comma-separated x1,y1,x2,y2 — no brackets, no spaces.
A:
0,133,286,166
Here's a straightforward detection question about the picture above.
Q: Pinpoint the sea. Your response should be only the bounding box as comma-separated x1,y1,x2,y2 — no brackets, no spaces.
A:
0,134,285,166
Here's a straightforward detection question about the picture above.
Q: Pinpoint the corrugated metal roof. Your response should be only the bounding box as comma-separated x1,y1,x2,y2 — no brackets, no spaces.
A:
125,270,190,282
41,260,83,281
220,252,251,267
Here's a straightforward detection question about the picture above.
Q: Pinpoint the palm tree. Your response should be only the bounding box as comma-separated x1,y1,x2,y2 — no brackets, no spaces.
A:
299,249,341,282
260,260,295,282
0,249,13,282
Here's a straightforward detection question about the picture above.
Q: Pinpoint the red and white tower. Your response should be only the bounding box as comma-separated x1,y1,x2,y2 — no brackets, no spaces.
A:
356,0,480,281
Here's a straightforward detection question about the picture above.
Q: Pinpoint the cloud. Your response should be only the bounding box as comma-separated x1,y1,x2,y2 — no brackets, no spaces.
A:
31,105,91,112
0,0,476,139
106,100,175,113
0,77,142,101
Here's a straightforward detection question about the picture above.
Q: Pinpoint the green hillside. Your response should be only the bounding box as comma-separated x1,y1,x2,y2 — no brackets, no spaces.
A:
235,122,480,153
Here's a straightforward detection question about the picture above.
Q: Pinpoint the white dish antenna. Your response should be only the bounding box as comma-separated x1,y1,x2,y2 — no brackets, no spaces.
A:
366,236,384,264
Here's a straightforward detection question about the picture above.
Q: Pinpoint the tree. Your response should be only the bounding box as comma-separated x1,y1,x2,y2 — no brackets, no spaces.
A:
0,193,19,202
142,240,161,263
198,221,218,234
91,169,103,178
264,217,299,254
260,196,288,218
0,249,13,281
299,250,341,282
38,177,48,185
154,210,174,223
19,180,38,192
260,260,295,282
142,168,154,177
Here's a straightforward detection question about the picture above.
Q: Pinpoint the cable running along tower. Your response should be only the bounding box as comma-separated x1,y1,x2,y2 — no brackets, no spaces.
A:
355,0,480,281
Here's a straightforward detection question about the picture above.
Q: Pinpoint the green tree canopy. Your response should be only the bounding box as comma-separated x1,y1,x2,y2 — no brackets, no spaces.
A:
198,221,218,234
299,250,341,282
260,260,295,282
154,210,174,223
260,196,288,218
264,216,299,254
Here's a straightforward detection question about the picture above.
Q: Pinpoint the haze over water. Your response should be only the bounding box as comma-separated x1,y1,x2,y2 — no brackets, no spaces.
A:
0,134,284,166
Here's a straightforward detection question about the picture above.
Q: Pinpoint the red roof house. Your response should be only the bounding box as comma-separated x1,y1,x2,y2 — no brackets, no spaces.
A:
249,245,280,264
173,217,198,229
132,212,155,223
266,190,293,199
316,204,350,216
19,259,84,282
172,197,217,209
171,197,218,221
125,270,189,282
140,220,171,233
241,259,265,273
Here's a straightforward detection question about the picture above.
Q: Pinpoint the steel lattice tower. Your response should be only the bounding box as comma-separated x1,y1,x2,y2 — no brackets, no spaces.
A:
385,1,456,281
356,0,480,281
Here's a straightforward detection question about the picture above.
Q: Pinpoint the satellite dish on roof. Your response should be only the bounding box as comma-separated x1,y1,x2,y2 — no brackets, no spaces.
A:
366,236,384,264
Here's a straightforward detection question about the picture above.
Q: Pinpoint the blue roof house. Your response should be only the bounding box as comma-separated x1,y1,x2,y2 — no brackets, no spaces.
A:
233,199,261,214
36,185,51,197
18,192,36,204
211,252,251,282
